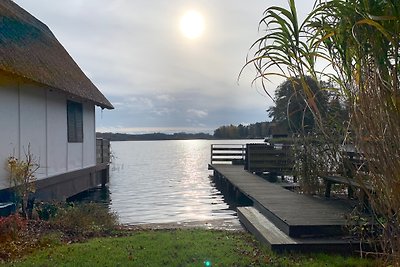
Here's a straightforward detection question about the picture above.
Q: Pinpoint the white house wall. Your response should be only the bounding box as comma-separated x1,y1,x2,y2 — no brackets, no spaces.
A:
0,74,96,190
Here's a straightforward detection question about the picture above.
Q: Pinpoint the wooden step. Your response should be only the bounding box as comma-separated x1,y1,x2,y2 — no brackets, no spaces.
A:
237,206,296,252
237,206,358,254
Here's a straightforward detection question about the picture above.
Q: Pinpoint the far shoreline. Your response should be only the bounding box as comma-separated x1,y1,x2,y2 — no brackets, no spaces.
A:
96,132,264,142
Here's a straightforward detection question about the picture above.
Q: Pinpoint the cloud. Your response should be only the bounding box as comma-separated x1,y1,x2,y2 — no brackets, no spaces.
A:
156,94,175,103
187,109,208,119
127,96,154,110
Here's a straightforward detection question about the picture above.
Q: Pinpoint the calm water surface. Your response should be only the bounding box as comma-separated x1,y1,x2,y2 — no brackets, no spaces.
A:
108,139,259,225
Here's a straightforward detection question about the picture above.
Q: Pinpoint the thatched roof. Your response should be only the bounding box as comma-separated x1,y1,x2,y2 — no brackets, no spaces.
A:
0,0,113,109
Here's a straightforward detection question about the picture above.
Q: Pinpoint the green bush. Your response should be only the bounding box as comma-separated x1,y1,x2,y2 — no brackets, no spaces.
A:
34,201,58,220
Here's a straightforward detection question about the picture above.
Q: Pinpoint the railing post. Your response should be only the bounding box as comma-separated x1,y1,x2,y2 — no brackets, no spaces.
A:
101,139,104,163
96,138,102,164
96,138,111,164
210,144,214,164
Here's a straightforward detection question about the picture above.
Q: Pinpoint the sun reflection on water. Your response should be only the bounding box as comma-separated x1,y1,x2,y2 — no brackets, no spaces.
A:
108,139,252,226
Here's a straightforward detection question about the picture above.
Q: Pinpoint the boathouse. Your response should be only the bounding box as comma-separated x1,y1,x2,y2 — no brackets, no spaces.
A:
0,1,113,201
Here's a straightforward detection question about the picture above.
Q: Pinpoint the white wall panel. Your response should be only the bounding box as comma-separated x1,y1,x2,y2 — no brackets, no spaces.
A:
67,142,83,171
0,77,19,189
19,83,47,179
83,103,95,167
46,91,67,176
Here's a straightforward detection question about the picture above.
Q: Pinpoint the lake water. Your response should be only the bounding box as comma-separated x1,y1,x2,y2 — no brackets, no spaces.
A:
107,139,261,226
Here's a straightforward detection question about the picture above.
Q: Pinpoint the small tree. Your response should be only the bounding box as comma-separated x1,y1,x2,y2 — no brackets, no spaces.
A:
6,145,39,219
267,77,346,193
268,76,329,134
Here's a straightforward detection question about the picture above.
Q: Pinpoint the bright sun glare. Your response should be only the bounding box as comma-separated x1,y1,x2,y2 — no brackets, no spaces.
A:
180,10,205,39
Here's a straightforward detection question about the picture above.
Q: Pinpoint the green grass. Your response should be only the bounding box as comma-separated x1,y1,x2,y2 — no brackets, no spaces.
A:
7,229,375,267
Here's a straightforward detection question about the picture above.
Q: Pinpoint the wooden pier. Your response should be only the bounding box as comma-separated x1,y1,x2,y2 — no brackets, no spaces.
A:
209,164,363,253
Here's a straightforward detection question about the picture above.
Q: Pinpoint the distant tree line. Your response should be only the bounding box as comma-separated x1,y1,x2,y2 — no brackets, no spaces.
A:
213,122,278,139
96,132,213,141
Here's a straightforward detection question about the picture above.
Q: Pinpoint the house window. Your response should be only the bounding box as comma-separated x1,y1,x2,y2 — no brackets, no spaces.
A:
67,100,83,142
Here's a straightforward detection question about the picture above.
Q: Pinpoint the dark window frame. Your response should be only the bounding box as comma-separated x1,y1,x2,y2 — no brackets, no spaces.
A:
67,100,83,143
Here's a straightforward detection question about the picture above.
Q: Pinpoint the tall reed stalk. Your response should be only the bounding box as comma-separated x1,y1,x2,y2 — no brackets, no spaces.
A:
245,0,400,262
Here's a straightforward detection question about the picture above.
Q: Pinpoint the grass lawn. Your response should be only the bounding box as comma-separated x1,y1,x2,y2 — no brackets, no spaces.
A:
6,228,375,267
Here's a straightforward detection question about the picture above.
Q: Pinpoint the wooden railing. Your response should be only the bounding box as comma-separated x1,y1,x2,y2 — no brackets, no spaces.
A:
210,144,246,164
244,143,294,175
96,138,110,164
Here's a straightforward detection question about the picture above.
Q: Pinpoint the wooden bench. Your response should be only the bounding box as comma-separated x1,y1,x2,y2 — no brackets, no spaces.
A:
245,143,295,182
322,151,371,201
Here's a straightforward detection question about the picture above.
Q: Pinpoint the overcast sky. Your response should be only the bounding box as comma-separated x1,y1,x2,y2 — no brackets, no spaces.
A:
14,0,315,134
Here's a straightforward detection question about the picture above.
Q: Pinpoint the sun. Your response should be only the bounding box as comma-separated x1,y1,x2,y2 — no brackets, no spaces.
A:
180,10,205,40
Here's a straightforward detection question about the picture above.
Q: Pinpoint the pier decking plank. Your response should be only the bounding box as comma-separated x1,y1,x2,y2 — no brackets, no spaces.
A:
210,164,354,238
